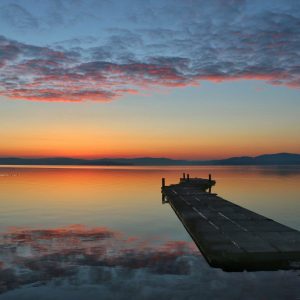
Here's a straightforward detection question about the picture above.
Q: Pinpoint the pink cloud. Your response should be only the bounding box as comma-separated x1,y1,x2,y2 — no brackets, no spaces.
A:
0,34,299,103
0,224,198,293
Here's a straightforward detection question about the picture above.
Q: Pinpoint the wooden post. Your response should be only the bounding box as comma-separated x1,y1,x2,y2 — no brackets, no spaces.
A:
187,173,190,181
183,173,186,180
209,174,212,181
162,178,165,188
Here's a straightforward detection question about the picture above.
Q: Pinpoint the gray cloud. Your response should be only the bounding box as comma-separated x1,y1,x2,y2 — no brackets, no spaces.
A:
0,3,38,30
0,1,300,102
0,225,299,300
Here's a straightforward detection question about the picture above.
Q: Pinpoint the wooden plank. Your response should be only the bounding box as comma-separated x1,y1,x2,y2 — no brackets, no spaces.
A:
162,176,300,271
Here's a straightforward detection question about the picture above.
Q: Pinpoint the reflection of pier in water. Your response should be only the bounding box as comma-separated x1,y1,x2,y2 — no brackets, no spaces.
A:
162,173,300,272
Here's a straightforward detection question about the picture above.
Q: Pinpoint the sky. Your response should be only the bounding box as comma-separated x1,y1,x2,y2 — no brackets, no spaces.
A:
0,0,299,159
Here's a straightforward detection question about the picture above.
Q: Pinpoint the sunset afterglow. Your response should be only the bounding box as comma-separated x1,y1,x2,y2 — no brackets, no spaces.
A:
0,0,299,159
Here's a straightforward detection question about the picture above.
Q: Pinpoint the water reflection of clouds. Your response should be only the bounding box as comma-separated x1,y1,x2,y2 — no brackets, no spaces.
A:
0,225,198,294
0,225,300,300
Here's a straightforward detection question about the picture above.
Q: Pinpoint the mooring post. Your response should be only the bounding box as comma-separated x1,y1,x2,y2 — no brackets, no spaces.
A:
187,173,190,181
208,174,212,193
162,178,166,203
183,173,186,180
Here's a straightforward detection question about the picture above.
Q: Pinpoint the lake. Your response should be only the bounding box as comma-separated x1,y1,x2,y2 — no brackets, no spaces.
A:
0,165,300,299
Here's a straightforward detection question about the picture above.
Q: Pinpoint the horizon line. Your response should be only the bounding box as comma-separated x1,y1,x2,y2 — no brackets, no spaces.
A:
0,152,298,161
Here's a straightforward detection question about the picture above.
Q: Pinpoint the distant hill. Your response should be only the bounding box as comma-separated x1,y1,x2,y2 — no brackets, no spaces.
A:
0,153,299,166
207,153,300,165
0,157,132,166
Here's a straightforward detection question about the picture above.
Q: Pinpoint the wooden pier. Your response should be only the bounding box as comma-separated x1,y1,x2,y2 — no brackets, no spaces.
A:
162,174,300,271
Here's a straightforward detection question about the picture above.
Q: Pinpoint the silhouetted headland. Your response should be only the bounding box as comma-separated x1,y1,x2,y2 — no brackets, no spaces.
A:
0,153,299,166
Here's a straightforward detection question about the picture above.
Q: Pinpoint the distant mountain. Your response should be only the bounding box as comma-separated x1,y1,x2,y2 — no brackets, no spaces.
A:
207,153,300,165
0,157,132,166
98,157,187,165
0,153,299,166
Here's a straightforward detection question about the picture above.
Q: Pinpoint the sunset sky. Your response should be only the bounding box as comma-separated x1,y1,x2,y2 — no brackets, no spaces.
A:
0,0,299,159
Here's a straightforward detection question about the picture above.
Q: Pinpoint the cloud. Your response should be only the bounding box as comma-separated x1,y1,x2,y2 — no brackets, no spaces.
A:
0,36,190,102
0,0,300,102
0,224,198,294
0,3,38,30
0,225,299,299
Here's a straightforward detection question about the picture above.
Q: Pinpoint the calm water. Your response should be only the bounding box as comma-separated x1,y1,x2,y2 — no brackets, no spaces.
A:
0,165,300,299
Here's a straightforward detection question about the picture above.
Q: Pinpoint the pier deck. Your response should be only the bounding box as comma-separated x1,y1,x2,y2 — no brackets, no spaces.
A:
162,175,300,271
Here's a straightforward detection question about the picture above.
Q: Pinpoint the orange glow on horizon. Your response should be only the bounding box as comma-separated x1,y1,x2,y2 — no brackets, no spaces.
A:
0,142,298,160
0,147,298,160
1,113,299,160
